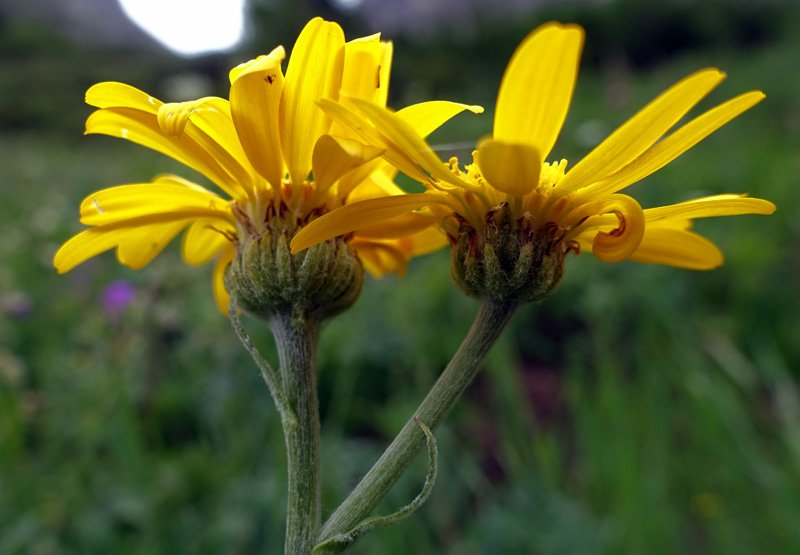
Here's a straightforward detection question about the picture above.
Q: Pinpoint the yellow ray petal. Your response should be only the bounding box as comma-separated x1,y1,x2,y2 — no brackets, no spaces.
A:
349,238,410,277
578,194,645,262
630,226,724,269
86,81,162,111
494,22,584,161
212,245,236,314
80,178,232,226
318,99,432,185
376,41,393,108
340,33,383,104
281,18,345,187
580,91,766,198
407,225,448,256
475,138,541,197
556,68,727,195
86,108,244,199
354,211,439,239
350,99,471,189
53,219,188,274
643,194,776,221
291,193,443,253
156,97,256,195
54,227,132,274
396,100,484,139
116,220,187,269
229,46,286,188
182,218,234,266
311,134,383,194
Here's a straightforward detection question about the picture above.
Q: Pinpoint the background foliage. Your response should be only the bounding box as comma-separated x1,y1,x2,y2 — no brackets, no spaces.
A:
1,0,799,553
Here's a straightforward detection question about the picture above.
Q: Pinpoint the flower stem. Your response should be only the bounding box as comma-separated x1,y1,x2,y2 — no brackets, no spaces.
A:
269,308,322,555
316,298,518,550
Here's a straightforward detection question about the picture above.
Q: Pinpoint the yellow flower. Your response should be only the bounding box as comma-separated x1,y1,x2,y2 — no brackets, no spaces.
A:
291,22,775,282
54,17,481,311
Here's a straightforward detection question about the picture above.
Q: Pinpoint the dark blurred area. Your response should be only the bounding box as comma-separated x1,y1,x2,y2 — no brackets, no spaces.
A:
1,0,795,134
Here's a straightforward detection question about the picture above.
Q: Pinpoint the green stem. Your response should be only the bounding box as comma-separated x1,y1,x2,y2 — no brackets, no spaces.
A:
270,309,322,555
316,297,518,550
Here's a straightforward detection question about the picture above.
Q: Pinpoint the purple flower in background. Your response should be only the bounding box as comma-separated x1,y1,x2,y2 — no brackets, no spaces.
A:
101,280,136,317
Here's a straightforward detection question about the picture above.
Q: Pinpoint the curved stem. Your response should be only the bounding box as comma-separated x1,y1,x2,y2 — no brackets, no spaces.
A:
317,297,518,549
270,309,322,555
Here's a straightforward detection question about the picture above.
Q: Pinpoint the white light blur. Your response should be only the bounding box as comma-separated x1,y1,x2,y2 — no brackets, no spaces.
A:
118,0,246,56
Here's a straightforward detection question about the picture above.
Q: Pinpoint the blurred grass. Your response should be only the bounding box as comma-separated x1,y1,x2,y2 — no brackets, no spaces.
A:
2,1,800,553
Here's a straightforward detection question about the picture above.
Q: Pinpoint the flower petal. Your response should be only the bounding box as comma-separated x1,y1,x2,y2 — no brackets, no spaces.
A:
643,194,776,221
156,97,256,195
340,33,383,104
397,101,484,139
115,220,187,269
494,22,584,161
556,68,727,195
318,99,432,185
213,245,236,314
475,138,541,197
86,108,245,199
54,227,131,274
354,211,439,239
580,194,646,263
182,218,234,266
349,239,409,277
376,41,393,108
281,18,345,187
53,220,187,273
86,81,162,111
579,91,766,198
350,99,471,188
80,176,233,226
630,226,724,269
311,134,383,194
229,46,286,188
290,193,442,253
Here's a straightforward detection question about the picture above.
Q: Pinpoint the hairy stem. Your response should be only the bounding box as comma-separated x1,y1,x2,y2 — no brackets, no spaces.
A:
270,309,322,555
317,298,518,550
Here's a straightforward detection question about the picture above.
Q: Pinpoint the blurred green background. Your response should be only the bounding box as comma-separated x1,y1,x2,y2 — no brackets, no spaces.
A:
1,0,799,553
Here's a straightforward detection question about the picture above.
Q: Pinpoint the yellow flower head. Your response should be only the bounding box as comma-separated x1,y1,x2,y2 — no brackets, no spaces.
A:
291,22,775,299
54,17,482,311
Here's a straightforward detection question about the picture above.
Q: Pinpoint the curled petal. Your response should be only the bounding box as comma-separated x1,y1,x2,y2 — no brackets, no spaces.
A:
589,195,645,263
157,97,224,137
